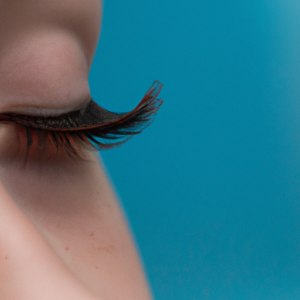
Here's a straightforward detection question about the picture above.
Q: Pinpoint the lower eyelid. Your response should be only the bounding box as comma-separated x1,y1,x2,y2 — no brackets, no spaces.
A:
20,127,91,161
0,123,26,164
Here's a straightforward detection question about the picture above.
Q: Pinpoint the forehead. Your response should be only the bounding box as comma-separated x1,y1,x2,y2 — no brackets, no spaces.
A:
0,0,102,115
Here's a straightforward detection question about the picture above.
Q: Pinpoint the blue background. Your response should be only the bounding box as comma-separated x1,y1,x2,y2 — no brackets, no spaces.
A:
89,1,300,299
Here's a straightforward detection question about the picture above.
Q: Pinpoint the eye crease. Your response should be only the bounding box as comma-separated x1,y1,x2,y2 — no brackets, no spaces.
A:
0,81,163,158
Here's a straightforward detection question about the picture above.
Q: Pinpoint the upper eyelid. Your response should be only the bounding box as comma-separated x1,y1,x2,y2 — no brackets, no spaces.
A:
0,81,163,132
3,107,81,118
0,81,163,156
0,94,92,118
0,81,163,160
1,104,89,131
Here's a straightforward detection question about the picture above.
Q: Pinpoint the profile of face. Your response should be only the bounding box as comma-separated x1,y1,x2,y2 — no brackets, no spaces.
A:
0,1,157,299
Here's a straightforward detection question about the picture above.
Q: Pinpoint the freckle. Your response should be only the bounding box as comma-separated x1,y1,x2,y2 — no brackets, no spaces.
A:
89,232,94,237
95,266,98,270
65,247,69,251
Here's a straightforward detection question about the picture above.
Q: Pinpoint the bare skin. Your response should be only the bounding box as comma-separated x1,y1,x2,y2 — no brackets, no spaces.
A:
0,1,152,299
0,0,99,114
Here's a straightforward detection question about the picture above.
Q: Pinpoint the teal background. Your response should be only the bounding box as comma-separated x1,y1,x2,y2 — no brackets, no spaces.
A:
89,1,300,299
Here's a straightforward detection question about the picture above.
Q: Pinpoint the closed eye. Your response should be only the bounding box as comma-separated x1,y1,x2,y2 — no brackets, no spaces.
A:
0,81,163,159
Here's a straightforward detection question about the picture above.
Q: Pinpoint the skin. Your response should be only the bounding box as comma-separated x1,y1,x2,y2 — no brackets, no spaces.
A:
0,1,152,299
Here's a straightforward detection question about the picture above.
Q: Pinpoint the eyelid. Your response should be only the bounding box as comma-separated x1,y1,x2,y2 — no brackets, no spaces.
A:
3,107,78,118
2,81,163,131
0,95,91,118
0,81,163,158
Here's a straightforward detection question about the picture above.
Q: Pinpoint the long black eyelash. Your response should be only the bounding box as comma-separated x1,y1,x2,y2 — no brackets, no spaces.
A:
0,81,163,158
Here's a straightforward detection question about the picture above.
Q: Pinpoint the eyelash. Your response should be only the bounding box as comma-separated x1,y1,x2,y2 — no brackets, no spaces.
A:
0,81,163,159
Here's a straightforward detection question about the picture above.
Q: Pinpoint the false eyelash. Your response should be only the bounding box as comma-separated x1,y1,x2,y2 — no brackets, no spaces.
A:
0,81,163,159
